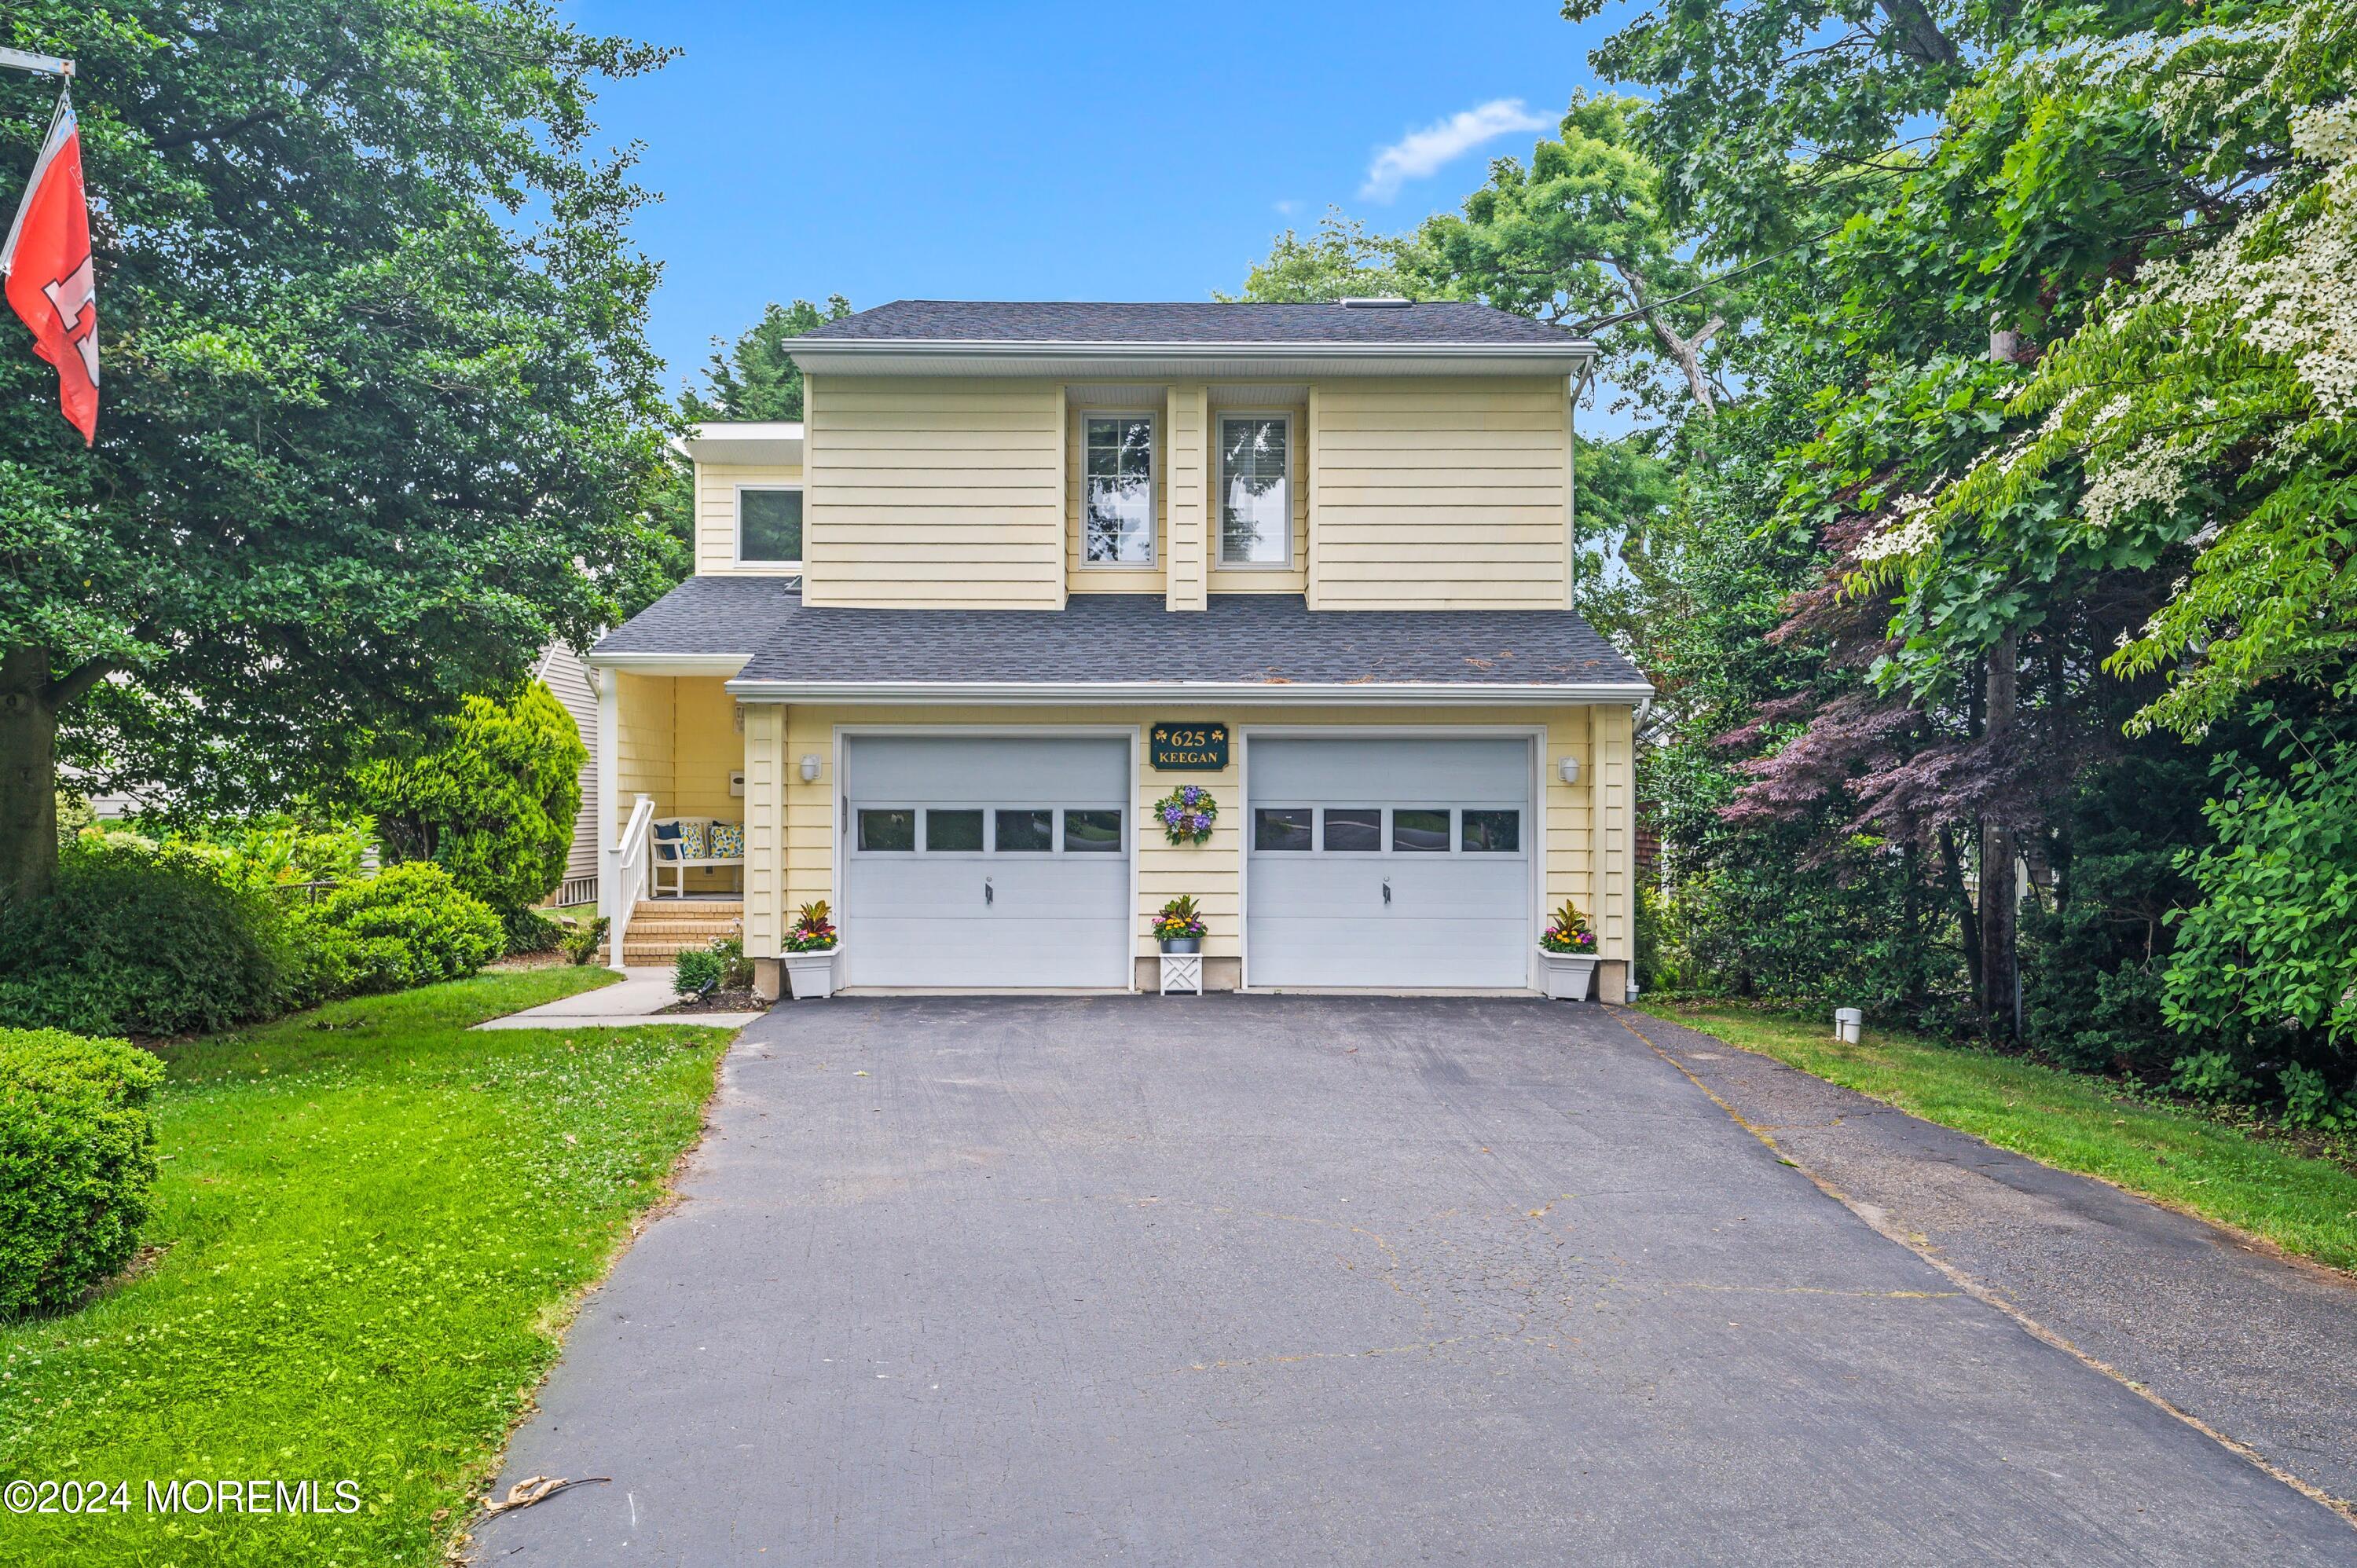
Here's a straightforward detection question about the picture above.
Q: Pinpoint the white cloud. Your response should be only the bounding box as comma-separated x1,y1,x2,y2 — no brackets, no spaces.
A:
1361,98,1555,201
1273,198,1300,216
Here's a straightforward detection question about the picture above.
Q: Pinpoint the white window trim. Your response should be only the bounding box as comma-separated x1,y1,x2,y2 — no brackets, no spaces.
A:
734,482,805,571
1215,409,1296,570
1077,412,1159,570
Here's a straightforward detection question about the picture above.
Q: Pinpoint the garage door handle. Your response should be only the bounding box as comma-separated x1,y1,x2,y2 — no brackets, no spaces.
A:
984,877,994,907
1382,878,1391,907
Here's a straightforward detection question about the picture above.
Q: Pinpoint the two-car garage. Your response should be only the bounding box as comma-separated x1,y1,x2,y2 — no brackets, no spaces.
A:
834,731,1537,992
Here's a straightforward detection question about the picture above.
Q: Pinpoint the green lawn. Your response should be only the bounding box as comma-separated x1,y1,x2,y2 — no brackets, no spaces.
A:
0,969,735,1567
1638,999,2357,1275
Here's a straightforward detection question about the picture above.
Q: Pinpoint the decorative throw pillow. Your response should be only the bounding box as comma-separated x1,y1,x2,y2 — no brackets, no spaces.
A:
708,821,745,858
651,820,684,859
678,819,709,859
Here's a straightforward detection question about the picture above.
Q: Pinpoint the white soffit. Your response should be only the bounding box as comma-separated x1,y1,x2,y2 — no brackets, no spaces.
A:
676,421,805,466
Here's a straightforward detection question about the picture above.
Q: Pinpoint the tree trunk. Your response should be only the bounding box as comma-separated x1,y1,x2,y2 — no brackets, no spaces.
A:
1,647,62,905
1938,822,1981,1002
1618,260,1725,414
1981,631,2020,1039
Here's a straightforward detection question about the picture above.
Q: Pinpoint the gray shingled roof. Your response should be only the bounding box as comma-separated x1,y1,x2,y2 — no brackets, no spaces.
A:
717,592,1643,689
591,575,801,657
797,300,1581,348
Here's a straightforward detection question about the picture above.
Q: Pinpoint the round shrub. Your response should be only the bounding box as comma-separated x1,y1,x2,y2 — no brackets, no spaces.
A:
0,834,295,1037
0,1028,164,1320
306,863,503,995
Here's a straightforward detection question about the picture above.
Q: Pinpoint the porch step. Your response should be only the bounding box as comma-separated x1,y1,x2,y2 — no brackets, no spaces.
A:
621,899,744,962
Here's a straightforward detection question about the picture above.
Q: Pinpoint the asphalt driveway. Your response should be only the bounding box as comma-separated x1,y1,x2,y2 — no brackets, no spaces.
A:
473,998,2357,1566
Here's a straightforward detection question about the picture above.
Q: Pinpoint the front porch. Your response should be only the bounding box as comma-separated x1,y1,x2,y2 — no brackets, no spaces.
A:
598,671,750,962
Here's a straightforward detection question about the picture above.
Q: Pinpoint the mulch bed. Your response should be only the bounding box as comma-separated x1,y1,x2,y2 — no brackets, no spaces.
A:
658,987,768,1016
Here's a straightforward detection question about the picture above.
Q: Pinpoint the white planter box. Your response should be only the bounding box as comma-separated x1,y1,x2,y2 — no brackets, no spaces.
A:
1538,949,1599,1002
783,947,841,1000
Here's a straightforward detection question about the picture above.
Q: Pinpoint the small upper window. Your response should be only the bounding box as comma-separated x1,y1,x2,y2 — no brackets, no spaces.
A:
1083,416,1155,566
739,488,803,564
1218,416,1291,566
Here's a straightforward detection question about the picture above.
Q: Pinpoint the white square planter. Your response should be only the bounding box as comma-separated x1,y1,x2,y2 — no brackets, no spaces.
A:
783,947,841,1000
1538,949,1599,1002
1159,952,1203,995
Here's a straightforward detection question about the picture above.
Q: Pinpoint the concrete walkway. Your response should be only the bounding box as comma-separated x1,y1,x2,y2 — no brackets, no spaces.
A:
472,997,2357,1566
474,967,764,1031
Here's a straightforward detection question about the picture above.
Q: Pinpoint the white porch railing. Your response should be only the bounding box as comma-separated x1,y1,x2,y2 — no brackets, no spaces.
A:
604,793,656,973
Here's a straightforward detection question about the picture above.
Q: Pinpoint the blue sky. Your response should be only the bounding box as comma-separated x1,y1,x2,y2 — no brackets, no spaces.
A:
573,1,1629,394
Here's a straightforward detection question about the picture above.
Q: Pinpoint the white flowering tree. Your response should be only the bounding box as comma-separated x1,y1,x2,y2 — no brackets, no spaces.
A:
1864,0,2356,738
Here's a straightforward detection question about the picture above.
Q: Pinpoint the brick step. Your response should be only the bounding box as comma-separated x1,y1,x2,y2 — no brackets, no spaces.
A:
618,901,745,964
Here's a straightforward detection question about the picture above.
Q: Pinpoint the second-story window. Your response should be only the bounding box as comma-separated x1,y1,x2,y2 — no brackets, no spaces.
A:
1083,416,1155,565
738,486,803,566
1219,414,1291,566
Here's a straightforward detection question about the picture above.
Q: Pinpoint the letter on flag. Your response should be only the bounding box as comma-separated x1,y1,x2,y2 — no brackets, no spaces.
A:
2,87,97,444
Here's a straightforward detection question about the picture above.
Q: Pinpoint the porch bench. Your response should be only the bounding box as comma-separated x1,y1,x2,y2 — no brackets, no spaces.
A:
651,816,745,896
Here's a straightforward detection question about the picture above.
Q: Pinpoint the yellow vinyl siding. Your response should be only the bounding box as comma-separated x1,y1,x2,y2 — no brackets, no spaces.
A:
1065,399,1169,594
1164,384,1208,610
614,672,672,811
1308,376,1571,610
742,703,786,953
1204,400,1309,595
802,374,1065,607
693,462,805,576
739,701,1631,973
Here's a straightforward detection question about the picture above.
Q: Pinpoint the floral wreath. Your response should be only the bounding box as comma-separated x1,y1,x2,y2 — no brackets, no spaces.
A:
1152,783,1218,846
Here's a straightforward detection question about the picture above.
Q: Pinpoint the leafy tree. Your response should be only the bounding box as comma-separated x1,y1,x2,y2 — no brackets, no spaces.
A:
350,682,585,919
2165,705,2357,1059
1219,211,1416,302
1420,96,1746,416
0,1,678,903
1907,4,2357,739
1230,101,1745,417
684,295,852,423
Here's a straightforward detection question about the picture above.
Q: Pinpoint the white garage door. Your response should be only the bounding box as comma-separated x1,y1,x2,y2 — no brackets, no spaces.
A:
1247,738,1533,990
841,736,1131,988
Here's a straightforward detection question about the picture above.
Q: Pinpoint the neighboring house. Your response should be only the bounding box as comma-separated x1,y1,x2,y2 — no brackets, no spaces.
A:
533,640,603,907
591,299,1650,998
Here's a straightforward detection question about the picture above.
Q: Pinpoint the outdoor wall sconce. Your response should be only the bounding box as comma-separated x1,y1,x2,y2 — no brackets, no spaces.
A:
800,754,823,783
1557,757,1582,786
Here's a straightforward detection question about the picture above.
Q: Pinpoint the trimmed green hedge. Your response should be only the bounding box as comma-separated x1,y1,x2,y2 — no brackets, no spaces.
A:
302,863,504,995
0,1028,163,1320
0,835,295,1037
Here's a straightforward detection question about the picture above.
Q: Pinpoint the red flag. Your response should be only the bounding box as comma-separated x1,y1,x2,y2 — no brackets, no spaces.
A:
2,86,97,445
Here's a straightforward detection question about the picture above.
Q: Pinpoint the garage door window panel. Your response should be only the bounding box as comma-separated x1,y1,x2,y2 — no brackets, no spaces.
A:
994,809,1054,853
1255,807,1313,851
1321,808,1382,853
1392,809,1452,852
924,809,984,853
1461,809,1520,853
1064,808,1123,852
857,808,917,852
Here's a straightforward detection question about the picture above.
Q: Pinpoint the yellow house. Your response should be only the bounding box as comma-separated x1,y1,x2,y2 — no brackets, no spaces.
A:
589,300,1650,999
